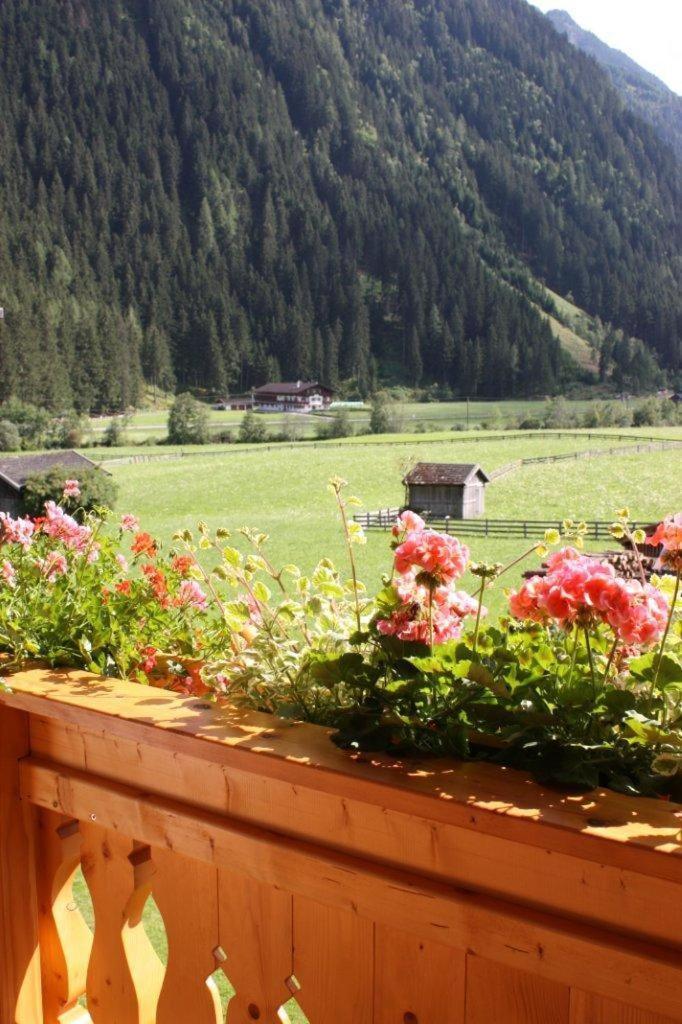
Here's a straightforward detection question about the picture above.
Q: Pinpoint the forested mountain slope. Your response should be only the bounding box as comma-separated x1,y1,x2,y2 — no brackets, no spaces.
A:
0,0,679,411
546,9,682,159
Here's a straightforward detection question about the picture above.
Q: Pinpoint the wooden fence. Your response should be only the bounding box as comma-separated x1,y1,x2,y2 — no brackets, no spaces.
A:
354,513,641,540
0,668,680,1024
99,432,682,466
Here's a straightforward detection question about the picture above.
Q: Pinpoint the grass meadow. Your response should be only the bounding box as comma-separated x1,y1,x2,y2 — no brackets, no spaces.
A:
91,397,612,442
105,430,682,616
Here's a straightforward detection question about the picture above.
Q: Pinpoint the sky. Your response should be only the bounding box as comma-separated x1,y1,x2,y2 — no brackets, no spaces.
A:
530,0,682,94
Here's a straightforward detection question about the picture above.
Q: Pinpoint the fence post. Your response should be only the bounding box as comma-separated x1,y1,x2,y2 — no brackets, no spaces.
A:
0,705,43,1023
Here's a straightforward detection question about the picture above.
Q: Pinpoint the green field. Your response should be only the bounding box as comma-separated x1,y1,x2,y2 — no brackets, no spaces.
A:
90,397,615,443
106,430,682,615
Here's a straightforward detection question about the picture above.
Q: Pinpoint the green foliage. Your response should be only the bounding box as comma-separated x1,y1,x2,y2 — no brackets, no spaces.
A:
0,0,678,411
369,394,397,435
238,411,268,444
0,420,21,452
167,394,210,445
101,416,129,448
22,467,118,520
317,409,353,439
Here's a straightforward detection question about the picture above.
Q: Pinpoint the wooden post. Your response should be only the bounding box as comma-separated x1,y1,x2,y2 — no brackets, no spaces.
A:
0,705,43,1023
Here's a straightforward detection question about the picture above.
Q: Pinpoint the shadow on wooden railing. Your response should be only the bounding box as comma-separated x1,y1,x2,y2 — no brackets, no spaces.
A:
1,668,681,1024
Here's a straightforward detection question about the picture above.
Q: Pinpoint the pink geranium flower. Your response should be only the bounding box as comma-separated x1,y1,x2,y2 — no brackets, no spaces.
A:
377,573,483,645
392,510,426,539
120,513,140,533
1,560,16,588
394,530,469,585
649,512,682,573
62,479,81,499
0,513,35,550
41,501,93,554
509,547,669,648
175,579,208,611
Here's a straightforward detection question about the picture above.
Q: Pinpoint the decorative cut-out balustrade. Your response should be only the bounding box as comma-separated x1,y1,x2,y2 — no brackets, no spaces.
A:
1,668,681,1024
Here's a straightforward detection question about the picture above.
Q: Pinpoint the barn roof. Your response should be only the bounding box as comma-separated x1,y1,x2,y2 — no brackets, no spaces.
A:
403,462,490,486
0,450,101,492
254,380,333,396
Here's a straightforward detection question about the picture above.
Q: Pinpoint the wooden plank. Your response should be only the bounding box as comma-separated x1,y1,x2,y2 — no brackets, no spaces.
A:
217,868,293,1020
465,957,570,1024
9,674,680,878
21,758,682,1021
0,705,43,1024
374,924,465,1023
293,898,374,1024
27,718,682,947
152,848,222,1024
80,824,163,1024
569,991,681,1024
36,810,92,1024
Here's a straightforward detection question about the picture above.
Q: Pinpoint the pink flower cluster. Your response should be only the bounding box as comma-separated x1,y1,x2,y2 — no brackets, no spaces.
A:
394,522,470,586
649,513,682,573
377,512,479,645
40,501,94,555
62,479,81,499
1,559,16,588
0,512,36,550
509,547,668,647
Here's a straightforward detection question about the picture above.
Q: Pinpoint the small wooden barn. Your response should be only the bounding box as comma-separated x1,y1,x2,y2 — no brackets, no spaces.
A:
404,462,490,519
0,450,101,516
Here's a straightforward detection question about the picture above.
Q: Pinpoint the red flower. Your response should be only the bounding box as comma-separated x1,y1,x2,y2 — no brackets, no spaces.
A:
131,532,157,558
115,579,132,595
141,563,170,607
140,646,158,674
171,555,195,577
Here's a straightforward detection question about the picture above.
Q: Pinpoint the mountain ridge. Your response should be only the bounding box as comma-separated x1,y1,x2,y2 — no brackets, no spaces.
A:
546,8,682,157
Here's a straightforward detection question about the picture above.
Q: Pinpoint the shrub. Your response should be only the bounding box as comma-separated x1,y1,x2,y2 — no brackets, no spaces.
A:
46,412,88,449
214,429,234,444
22,467,118,520
167,393,210,444
317,409,353,439
101,417,129,447
369,394,397,434
0,420,21,451
0,399,51,449
238,411,268,443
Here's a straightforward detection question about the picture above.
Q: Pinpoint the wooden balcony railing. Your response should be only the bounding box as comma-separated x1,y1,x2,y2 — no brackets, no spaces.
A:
1,667,681,1024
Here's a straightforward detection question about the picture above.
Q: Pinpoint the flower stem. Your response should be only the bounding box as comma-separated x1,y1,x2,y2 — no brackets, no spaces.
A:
650,572,680,703
333,484,362,633
566,628,579,690
603,637,619,684
472,578,485,655
583,626,597,701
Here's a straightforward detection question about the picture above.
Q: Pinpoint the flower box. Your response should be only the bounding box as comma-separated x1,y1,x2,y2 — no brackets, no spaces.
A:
1,667,680,1023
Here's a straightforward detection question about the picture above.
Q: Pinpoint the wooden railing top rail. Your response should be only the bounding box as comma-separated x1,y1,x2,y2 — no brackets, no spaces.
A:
2,668,680,877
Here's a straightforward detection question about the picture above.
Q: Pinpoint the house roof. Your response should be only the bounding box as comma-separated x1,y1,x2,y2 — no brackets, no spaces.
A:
0,450,101,492
254,380,332,396
403,462,490,486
